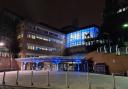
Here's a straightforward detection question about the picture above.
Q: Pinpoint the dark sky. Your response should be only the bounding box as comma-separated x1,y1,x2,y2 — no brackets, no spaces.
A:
0,0,105,28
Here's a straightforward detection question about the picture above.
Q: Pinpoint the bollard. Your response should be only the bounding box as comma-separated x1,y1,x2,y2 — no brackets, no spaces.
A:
31,70,34,86
88,82,91,89
100,47,102,52
66,71,69,88
2,71,5,85
47,71,50,86
112,73,116,89
87,72,91,89
16,70,19,85
109,46,112,53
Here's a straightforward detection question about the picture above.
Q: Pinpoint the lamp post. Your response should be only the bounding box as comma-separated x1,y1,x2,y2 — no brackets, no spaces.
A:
112,59,116,89
0,41,13,70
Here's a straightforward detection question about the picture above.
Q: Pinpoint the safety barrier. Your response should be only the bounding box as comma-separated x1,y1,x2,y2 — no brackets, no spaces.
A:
0,71,128,89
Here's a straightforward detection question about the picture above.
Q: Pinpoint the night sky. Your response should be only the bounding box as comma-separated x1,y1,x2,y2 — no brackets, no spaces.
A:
0,0,105,28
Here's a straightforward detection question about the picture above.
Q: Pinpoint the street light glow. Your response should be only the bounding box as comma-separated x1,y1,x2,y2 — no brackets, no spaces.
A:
123,23,128,28
0,42,5,46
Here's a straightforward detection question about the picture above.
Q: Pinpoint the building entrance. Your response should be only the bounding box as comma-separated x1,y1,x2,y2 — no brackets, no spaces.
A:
16,56,87,72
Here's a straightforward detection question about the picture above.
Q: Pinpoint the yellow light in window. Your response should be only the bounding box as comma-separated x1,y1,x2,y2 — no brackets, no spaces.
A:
17,33,23,39
32,35,36,39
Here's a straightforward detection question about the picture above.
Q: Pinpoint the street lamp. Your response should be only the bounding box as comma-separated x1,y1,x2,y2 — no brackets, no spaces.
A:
0,42,13,70
0,42,5,47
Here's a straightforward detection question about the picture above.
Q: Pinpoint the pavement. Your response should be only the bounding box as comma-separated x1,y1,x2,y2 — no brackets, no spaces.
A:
0,70,127,89
0,85,48,89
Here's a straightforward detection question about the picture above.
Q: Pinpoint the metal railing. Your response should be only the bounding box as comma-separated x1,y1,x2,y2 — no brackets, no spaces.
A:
97,45,128,56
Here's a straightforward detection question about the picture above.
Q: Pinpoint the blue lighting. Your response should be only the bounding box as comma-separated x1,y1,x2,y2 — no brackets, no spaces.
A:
52,58,61,64
36,47,41,51
66,27,99,48
35,60,40,64
23,61,27,64
75,59,81,63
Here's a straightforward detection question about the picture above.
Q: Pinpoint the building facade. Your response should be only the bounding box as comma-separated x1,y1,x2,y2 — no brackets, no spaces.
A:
86,0,128,74
103,0,128,41
0,35,19,71
0,10,21,71
16,21,66,70
66,26,99,55
0,9,21,57
17,21,65,58
16,24,100,71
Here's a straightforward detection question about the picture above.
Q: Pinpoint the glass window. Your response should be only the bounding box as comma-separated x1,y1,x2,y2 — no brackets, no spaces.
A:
27,34,31,38
66,27,99,48
31,35,35,39
17,33,23,39
36,35,43,40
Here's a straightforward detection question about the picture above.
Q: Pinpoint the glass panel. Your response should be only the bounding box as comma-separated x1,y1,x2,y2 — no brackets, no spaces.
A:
66,27,99,48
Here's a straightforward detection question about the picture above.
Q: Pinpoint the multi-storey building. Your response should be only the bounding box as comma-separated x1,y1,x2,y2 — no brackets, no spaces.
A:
16,24,99,71
103,0,128,40
0,35,19,71
86,0,128,74
0,9,21,71
16,21,65,58
0,9,21,57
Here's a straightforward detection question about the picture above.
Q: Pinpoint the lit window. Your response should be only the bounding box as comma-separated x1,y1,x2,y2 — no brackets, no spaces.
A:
27,45,35,50
117,7,128,14
43,37,49,41
17,33,23,39
35,46,43,51
27,34,31,38
42,48,46,50
27,33,36,39
123,8,126,11
45,48,48,50
36,35,43,40
32,35,36,39
66,27,99,47
27,46,31,49
117,9,122,13
119,9,122,13
32,46,34,50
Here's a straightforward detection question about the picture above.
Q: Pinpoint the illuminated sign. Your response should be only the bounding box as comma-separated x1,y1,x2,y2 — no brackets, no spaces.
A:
66,27,99,47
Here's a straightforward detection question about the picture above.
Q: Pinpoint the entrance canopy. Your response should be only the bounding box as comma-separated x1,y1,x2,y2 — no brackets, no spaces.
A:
15,54,86,63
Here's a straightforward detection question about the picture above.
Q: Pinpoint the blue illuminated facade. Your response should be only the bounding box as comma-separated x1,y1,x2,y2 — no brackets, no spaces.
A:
66,27,99,48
